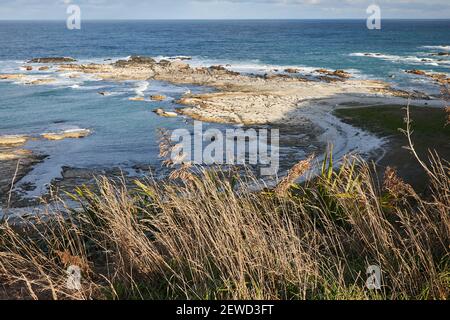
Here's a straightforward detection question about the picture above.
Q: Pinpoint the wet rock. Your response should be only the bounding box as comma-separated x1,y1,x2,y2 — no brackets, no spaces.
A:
38,66,50,71
0,135,28,146
19,182,36,192
25,78,56,85
114,56,156,68
264,73,291,80
405,69,450,86
153,108,177,117
333,70,351,78
60,167,97,180
41,129,91,141
372,87,431,100
0,74,25,80
406,69,427,76
0,146,47,208
28,57,77,63
0,149,33,161
132,164,155,173
210,65,227,71
158,59,171,66
318,76,341,83
40,165,156,206
129,96,145,101
284,68,300,74
150,94,166,101
168,60,190,70
168,56,192,61
426,73,450,85
431,52,450,56
208,65,239,76
316,69,351,79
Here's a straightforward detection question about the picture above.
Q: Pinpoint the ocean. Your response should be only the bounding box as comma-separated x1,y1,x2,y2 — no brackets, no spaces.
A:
0,20,449,197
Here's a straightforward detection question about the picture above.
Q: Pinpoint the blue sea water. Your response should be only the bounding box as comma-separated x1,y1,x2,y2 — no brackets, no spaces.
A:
1,20,449,77
0,20,449,196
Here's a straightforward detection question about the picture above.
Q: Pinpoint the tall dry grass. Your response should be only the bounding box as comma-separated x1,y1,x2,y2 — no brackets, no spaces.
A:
0,108,449,300
0,151,448,300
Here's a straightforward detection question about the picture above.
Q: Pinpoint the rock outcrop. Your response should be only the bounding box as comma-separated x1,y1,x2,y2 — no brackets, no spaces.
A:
41,129,91,141
25,78,56,85
129,96,145,101
153,108,177,117
168,56,192,61
284,68,300,74
114,56,156,68
372,87,431,100
0,149,33,161
28,57,77,63
50,56,439,125
0,145,46,208
0,74,25,80
431,52,450,56
406,69,450,85
406,69,427,76
315,69,351,79
150,94,166,101
0,135,28,146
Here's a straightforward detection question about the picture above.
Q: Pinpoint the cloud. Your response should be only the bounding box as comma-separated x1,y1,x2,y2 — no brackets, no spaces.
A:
192,0,450,10
0,0,449,19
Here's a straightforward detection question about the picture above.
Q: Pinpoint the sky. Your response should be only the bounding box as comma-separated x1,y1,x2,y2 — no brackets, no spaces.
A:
0,0,449,20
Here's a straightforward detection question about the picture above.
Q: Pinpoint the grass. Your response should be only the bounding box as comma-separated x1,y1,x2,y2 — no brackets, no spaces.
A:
0,107,448,300
334,105,450,159
335,105,450,191
335,105,449,136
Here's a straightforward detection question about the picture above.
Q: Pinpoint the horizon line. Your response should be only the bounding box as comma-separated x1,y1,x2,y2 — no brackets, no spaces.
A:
1,18,450,22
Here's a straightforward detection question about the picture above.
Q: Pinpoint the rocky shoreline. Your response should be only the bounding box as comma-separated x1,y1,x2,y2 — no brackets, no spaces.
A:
3,55,442,127
0,136,47,208
0,55,447,210
53,56,441,125
1,55,444,125
0,130,92,208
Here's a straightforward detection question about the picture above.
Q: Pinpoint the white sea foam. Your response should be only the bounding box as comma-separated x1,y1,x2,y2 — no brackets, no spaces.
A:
77,56,130,65
422,45,450,51
134,81,149,96
166,55,192,61
187,57,306,75
41,127,91,136
0,57,125,91
0,60,27,74
0,68,103,89
155,55,362,79
65,128,90,133
349,52,448,68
